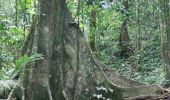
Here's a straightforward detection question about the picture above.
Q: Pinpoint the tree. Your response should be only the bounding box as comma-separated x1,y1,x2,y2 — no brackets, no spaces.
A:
5,0,170,100
161,0,170,81
89,8,97,52
118,0,133,57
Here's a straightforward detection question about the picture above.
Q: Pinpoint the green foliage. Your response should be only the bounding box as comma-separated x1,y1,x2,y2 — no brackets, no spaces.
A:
15,54,44,71
100,35,164,84
0,0,35,79
0,54,44,80
67,0,165,84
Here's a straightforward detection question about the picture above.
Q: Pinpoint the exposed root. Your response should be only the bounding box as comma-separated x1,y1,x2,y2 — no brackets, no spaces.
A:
125,94,169,100
46,81,53,100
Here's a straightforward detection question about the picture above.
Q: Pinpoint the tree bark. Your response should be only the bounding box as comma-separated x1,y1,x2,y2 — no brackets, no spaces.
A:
89,9,97,52
161,0,170,81
118,0,133,57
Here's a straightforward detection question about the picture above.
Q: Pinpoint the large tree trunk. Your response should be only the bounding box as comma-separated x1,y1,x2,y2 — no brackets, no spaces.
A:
5,0,170,100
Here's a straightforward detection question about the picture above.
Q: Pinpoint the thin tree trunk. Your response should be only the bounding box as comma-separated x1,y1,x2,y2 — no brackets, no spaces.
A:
136,0,141,52
89,9,97,52
134,0,141,69
161,0,170,81
15,0,18,27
